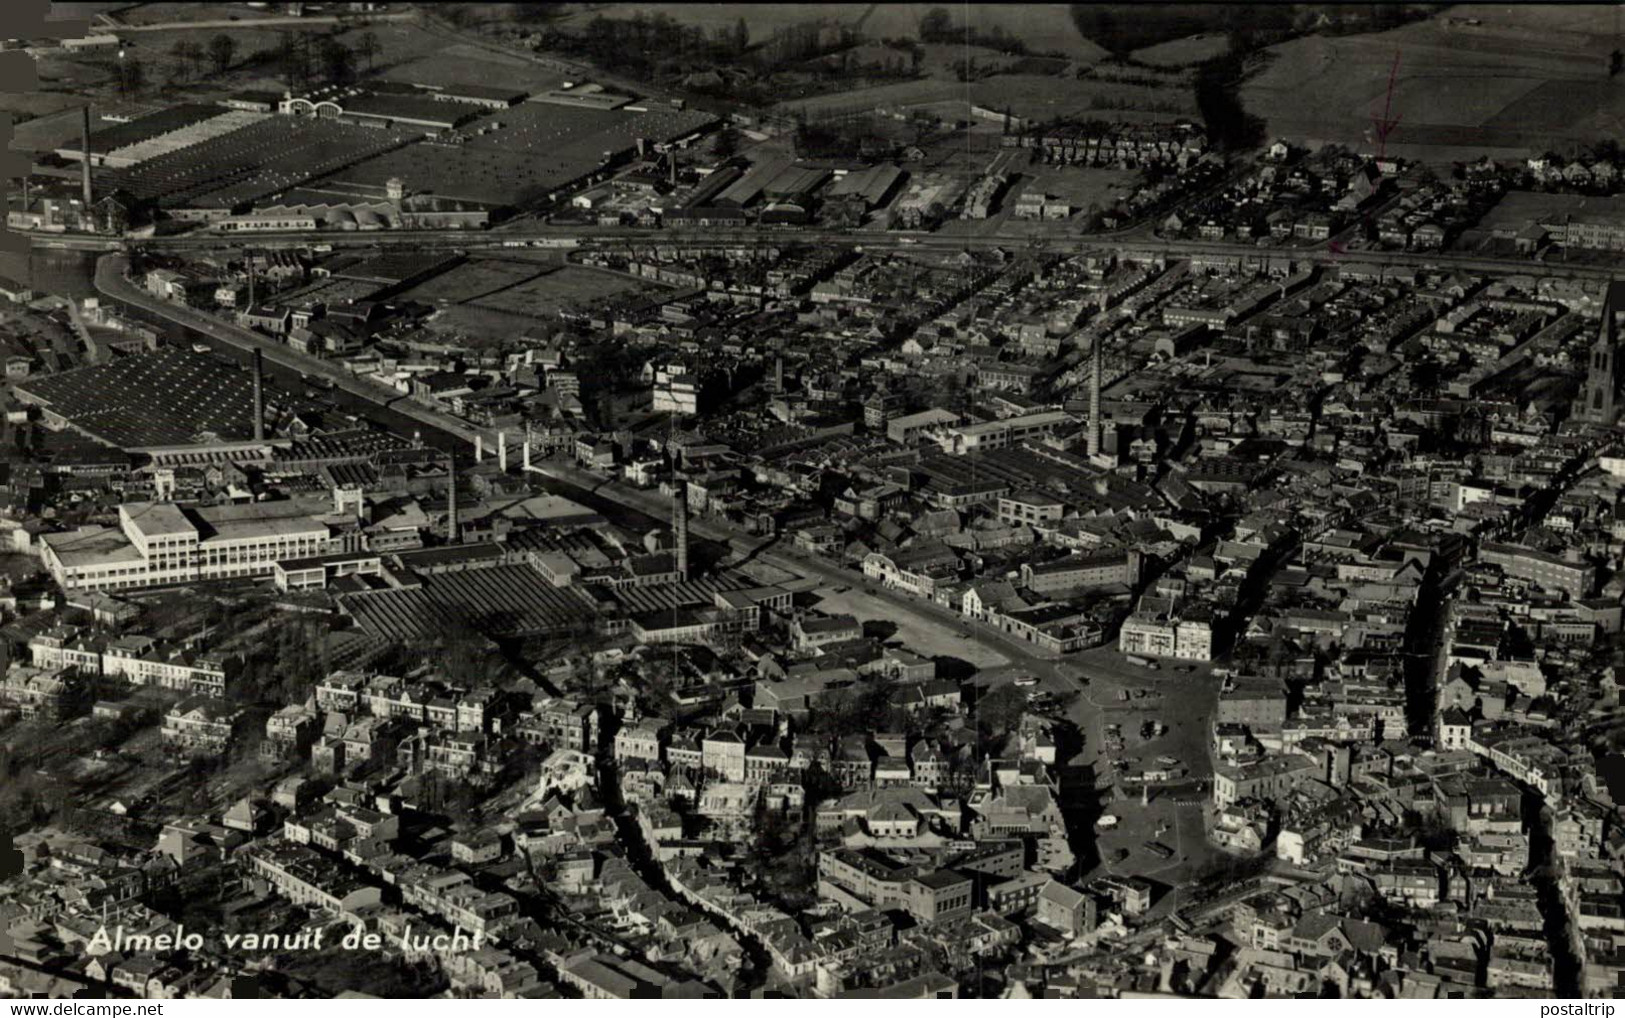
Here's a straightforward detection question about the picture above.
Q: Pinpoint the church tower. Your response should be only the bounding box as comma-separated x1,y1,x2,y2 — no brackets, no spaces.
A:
1578,283,1625,426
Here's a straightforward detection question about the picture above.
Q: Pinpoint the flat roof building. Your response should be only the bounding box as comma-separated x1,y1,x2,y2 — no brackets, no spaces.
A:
42,500,333,593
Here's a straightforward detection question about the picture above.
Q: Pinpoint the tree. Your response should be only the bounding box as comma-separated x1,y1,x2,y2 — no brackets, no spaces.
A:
355,31,379,72
732,16,749,55
170,40,202,80
714,122,740,159
277,31,307,89
209,33,236,74
918,7,953,43
117,56,145,96
514,3,558,23
975,683,1028,739
318,37,354,85
1408,357,1442,396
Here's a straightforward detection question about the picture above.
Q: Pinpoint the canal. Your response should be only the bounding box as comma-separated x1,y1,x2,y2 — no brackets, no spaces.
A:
61,242,732,572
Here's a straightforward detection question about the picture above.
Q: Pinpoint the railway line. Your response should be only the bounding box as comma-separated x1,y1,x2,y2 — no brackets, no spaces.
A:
28,223,1620,284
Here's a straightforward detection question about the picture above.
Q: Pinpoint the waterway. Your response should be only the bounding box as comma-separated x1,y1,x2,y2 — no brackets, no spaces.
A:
30,245,733,570
11,246,99,299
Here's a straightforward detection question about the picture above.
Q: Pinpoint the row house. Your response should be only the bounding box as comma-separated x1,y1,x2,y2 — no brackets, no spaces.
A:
30,627,228,696
102,636,230,697
399,867,520,939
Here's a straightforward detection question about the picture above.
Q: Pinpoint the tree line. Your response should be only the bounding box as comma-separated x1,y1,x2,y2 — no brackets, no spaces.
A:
112,28,381,96
918,7,1035,56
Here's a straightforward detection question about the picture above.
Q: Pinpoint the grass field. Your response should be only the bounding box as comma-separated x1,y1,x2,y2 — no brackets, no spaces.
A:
44,2,125,21
1243,8,1625,162
1020,165,1139,211
1356,73,1545,129
859,4,1106,63
470,266,655,317
779,71,1194,123
23,20,476,130
558,3,853,39
110,3,260,26
397,258,551,305
376,36,566,93
6,104,85,154
413,265,655,339
557,3,1105,63
1130,34,1229,67
0,91,85,125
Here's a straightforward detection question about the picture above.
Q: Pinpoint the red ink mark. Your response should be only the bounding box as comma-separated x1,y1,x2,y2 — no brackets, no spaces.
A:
1371,49,1403,160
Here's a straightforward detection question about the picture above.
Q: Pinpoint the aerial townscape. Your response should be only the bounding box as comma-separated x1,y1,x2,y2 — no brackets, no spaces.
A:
7,0,1625,1004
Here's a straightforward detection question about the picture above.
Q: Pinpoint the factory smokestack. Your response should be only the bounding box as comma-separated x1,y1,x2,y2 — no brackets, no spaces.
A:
673,481,689,582
1087,339,1103,459
79,105,93,216
252,348,265,442
447,457,460,544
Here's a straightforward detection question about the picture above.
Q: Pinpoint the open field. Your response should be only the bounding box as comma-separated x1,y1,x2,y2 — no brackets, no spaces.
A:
558,3,856,39
0,91,86,127
1019,165,1140,211
1243,8,1625,162
377,37,566,93
810,584,1010,670
395,259,657,318
859,4,1106,62
6,104,86,155
419,266,660,336
1358,73,1545,129
45,2,125,20
468,266,657,317
556,3,1105,62
25,19,477,117
780,71,1194,123
33,24,324,97
107,3,265,26
777,77,963,118
1130,34,1229,67
395,258,549,305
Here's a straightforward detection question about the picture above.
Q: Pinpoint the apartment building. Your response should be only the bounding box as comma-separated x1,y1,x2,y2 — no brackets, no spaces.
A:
1021,548,1138,594
1118,612,1214,661
1478,541,1594,599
